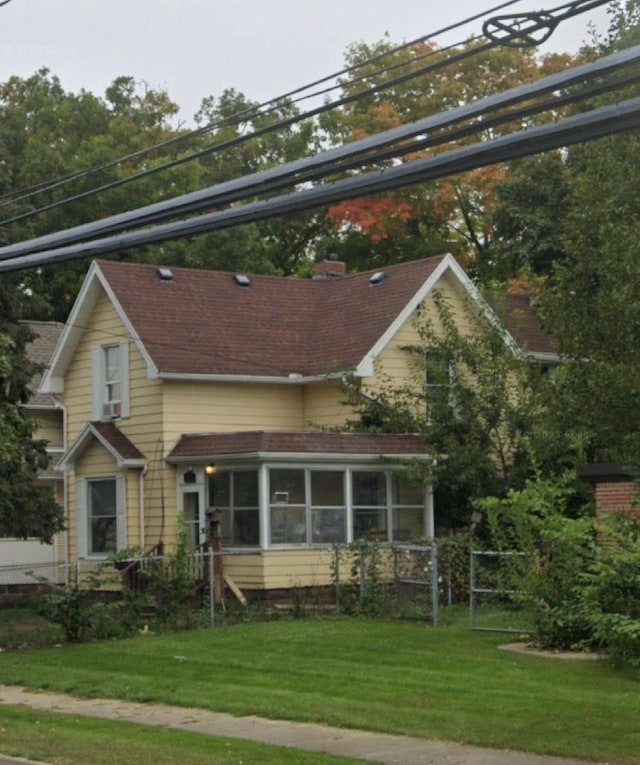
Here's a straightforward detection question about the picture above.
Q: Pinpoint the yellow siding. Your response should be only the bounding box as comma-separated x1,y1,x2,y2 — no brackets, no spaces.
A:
68,439,143,557
368,269,475,394
303,381,351,428
63,287,169,556
31,409,63,447
222,549,335,590
162,381,305,443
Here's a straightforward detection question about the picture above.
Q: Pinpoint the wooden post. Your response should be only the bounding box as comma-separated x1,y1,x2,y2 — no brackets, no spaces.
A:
206,510,223,604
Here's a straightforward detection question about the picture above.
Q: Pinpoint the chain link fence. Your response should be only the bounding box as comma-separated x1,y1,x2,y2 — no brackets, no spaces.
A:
1,542,446,628
470,550,533,633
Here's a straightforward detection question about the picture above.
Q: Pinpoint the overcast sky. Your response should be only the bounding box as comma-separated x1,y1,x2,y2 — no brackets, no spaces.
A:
2,1,613,124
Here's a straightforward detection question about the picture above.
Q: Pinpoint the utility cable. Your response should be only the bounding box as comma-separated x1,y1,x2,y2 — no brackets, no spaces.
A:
0,36,501,229
0,0,527,210
0,43,636,261
2,94,638,274
1,0,607,228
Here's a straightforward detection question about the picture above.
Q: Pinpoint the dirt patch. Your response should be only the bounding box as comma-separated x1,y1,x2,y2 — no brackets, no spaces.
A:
499,642,605,660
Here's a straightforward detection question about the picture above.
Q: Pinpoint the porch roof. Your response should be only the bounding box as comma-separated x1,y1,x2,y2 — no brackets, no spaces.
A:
166,431,430,464
58,421,146,471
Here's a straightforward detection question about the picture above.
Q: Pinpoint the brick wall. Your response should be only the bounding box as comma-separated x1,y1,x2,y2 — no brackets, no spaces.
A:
594,480,640,521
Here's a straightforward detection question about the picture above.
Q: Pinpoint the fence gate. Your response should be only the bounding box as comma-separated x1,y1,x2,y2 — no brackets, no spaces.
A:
469,550,532,634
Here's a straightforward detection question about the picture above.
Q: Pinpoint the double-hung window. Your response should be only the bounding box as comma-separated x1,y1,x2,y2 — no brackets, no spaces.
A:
425,348,455,420
76,476,125,558
91,342,129,421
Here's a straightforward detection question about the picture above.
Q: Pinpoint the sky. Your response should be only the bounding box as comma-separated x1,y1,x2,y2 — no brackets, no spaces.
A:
2,0,613,124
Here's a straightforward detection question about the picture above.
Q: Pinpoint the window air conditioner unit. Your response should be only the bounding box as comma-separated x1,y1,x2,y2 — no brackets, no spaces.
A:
102,401,121,419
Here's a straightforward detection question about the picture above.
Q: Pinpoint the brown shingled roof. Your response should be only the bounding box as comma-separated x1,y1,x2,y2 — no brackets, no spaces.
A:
501,294,558,356
96,257,447,377
90,421,145,461
23,321,64,407
167,431,429,461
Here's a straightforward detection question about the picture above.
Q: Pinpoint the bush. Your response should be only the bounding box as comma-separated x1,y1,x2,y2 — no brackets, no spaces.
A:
581,514,640,666
478,471,597,649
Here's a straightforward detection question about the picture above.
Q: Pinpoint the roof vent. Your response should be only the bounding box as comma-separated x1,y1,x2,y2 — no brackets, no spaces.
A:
233,274,250,287
156,267,173,281
369,271,386,286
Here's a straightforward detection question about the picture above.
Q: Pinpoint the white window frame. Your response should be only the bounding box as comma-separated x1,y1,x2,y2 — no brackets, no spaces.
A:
263,465,428,549
75,475,126,559
178,468,206,548
425,347,456,420
91,341,130,421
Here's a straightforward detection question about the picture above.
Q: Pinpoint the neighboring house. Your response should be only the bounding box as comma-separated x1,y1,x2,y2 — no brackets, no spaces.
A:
579,463,640,524
40,254,554,597
0,321,65,579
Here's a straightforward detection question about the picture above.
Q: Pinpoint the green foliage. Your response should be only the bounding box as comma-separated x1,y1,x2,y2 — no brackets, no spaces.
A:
140,518,201,629
481,153,572,282
437,532,472,604
33,568,114,643
0,285,64,542
478,471,597,649
320,38,575,267
341,290,543,527
0,607,63,649
581,514,640,667
332,539,388,617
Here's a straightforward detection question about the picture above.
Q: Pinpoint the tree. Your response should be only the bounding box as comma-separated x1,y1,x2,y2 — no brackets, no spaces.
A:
190,88,329,276
0,280,64,543
536,2,640,465
340,289,543,528
0,70,202,319
319,38,574,271
476,152,572,282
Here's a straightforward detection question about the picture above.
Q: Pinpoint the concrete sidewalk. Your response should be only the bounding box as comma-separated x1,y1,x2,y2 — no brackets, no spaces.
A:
0,684,602,765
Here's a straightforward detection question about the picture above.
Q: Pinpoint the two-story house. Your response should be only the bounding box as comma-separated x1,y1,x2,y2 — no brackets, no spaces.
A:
40,254,554,596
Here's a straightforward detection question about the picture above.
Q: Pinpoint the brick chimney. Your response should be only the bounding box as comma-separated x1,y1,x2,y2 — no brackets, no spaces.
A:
312,258,346,280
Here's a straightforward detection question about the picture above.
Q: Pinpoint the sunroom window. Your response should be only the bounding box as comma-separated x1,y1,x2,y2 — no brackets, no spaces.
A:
269,468,307,544
209,469,259,547
352,471,388,541
311,471,346,543
391,475,425,541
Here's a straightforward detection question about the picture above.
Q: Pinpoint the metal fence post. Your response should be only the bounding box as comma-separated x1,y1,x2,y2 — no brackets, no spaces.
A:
208,551,214,628
209,551,216,627
431,543,439,627
334,545,340,616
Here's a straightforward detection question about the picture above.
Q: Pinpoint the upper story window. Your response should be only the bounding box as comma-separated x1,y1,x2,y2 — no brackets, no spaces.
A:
103,345,121,411
91,342,130,421
425,348,455,419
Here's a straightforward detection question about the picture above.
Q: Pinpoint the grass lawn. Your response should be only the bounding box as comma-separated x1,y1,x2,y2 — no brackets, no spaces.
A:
0,612,638,763
0,705,366,765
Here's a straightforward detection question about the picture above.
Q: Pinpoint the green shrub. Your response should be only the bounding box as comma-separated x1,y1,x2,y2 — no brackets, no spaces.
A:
581,514,640,666
478,471,597,649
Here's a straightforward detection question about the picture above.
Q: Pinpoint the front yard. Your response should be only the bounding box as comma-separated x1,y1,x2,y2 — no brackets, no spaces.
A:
0,613,638,763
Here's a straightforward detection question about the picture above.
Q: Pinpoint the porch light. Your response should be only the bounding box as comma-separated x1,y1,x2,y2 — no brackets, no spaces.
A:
205,463,217,475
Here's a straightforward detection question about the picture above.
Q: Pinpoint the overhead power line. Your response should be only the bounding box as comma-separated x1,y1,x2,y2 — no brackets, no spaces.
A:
0,0,527,212
0,0,609,230
1,42,637,262
0,37,499,229
2,93,638,274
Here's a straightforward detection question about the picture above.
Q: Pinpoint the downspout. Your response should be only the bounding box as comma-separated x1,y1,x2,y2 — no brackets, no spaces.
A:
139,463,148,550
53,393,69,575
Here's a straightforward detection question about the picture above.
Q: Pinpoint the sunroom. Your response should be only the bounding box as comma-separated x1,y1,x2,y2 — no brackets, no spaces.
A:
168,431,434,554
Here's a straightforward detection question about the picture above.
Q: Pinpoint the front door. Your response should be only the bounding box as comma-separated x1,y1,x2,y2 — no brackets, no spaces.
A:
181,486,205,547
